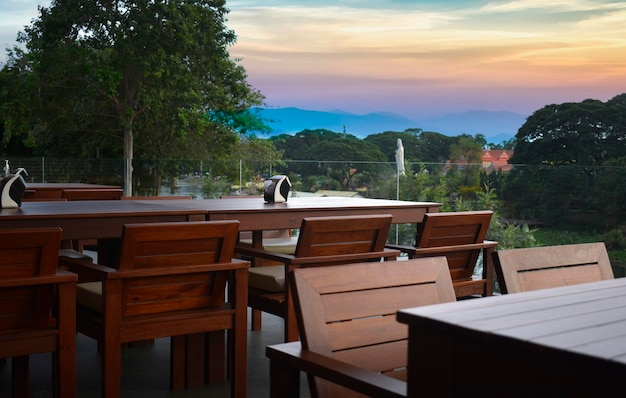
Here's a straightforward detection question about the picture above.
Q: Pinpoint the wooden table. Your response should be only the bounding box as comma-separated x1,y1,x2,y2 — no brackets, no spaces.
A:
138,196,440,248
1,196,438,237
397,277,626,397
0,200,206,240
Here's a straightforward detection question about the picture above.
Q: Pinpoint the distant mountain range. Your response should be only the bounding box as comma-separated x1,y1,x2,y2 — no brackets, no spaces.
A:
255,107,528,144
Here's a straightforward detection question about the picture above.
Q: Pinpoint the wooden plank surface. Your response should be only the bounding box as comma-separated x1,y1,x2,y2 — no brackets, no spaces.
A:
397,277,626,397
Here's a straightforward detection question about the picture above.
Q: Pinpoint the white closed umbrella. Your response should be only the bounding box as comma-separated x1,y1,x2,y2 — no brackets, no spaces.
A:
395,138,406,176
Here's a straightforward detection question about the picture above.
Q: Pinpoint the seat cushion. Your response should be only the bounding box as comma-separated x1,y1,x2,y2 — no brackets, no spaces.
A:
76,281,102,312
239,237,298,255
248,265,285,293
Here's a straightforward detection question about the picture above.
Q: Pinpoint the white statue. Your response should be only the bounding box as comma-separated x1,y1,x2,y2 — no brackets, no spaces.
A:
395,138,406,176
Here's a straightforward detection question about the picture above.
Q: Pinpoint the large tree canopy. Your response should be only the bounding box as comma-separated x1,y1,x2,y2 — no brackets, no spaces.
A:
504,94,626,223
510,94,626,166
1,0,264,194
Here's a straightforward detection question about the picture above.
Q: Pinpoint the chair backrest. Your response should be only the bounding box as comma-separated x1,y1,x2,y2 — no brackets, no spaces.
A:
493,242,614,294
294,214,392,258
416,211,493,281
289,257,456,398
0,227,62,330
114,221,240,316
62,188,123,200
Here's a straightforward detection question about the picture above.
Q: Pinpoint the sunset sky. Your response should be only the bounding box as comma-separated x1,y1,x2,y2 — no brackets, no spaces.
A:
2,0,626,118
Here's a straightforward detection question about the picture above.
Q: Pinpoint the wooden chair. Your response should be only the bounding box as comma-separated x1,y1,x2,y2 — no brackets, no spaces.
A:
64,221,249,398
0,227,77,398
236,214,400,342
267,257,456,398
492,242,615,294
387,210,498,298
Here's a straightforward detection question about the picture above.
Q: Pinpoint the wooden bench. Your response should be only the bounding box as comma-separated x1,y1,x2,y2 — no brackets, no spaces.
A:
267,257,456,397
387,210,497,298
492,242,614,294
236,214,399,342
0,227,77,398
63,221,249,398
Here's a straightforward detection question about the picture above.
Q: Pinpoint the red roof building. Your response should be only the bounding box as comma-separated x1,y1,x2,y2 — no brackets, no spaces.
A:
482,150,513,172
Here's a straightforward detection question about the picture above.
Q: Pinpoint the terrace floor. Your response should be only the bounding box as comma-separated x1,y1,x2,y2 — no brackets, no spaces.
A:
0,310,310,398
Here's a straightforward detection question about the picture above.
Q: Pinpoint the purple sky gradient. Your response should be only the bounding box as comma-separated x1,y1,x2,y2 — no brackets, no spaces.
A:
2,1,625,118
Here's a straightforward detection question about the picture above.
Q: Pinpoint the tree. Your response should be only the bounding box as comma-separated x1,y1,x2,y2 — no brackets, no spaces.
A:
303,134,389,191
2,0,264,195
449,134,483,189
364,129,422,173
414,131,454,175
504,94,626,223
510,97,626,166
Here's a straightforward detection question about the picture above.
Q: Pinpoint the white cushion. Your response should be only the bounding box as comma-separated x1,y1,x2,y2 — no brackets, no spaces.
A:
248,265,285,292
76,281,102,312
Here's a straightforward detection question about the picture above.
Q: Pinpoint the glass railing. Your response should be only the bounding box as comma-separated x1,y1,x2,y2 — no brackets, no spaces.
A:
8,156,626,238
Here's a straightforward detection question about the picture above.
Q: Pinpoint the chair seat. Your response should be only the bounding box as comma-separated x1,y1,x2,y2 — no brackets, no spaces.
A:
59,248,94,261
248,265,285,292
238,237,298,254
76,281,102,312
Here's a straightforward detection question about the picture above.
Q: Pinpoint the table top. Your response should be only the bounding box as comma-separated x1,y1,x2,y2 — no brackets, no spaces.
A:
397,277,626,366
134,196,438,212
0,199,206,220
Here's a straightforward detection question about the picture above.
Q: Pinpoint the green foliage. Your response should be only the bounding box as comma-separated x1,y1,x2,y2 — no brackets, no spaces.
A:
1,0,266,194
447,184,537,249
601,229,626,251
298,133,389,190
364,130,422,168
487,138,515,150
511,96,626,166
488,218,537,250
202,176,233,199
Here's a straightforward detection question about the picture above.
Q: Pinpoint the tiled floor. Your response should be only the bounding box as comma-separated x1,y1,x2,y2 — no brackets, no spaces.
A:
0,311,310,398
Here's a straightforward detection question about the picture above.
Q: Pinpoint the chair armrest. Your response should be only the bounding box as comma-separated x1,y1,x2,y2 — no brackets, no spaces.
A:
389,241,498,258
63,259,119,280
412,241,497,256
235,245,296,264
266,342,406,398
105,259,250,280
287,249,401,266
385,243,417,255
0,270,77,288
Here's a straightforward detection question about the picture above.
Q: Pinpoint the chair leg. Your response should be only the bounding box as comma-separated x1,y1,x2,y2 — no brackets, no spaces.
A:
251,309,263,330
170,336,186,390
12,356,29,398
102,342,121,398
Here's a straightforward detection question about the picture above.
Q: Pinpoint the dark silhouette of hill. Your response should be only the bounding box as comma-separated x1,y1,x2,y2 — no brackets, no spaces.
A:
257,107,527,144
